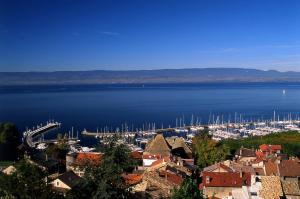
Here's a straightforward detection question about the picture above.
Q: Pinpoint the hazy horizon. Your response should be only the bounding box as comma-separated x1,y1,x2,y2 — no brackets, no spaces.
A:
1,66,300,73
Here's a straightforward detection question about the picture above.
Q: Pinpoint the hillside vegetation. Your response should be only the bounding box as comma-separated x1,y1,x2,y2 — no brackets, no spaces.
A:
220,131,300,157
2,68,300,86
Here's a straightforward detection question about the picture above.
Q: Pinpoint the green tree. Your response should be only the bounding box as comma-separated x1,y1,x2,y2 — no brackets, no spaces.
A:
0,122,20,161
193,131,229,168
172,178,205,199
0,159,62,199
46,133,68,160
67,140,137,199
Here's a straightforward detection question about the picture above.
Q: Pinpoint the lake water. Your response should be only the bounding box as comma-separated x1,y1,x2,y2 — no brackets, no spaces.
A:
1,83,300,144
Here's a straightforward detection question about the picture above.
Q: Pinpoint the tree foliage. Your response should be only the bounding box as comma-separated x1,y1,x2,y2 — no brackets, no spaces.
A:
67,140,137,199
172,177,205,199
0,122,20,161
46,133,69,160
193,130,229,168
0,159,62,199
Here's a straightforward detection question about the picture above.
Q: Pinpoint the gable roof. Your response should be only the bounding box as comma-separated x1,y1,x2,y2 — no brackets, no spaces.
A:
159,170,183,185
259,176,283,199
170,137,192,158
260,144,282,152
264,159,300,177
145,134,171,156
203,163,234,173
56,171,82,188
231,162,255,175
281,180,300,196
278,159,300,177
202,171,251,187
235,147,256,157
264,159,279,176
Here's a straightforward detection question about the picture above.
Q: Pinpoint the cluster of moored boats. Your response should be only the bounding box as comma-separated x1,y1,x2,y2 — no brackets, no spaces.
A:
23,114,300,152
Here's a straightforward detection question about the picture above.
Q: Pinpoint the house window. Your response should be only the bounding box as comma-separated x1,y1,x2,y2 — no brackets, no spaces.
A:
206,176,210,184
57,181,59,186
250,192,257,196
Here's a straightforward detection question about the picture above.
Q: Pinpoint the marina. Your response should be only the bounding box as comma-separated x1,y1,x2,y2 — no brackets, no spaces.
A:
78,112,300,149
22,111,300,151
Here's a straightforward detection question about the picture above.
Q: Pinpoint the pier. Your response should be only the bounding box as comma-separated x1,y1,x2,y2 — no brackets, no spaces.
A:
23,121,61,147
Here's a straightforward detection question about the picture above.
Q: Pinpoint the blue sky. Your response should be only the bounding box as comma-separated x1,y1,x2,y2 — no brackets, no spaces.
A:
1,0,300,72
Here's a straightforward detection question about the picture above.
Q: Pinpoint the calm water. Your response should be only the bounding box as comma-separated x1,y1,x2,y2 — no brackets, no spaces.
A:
1,83,300,144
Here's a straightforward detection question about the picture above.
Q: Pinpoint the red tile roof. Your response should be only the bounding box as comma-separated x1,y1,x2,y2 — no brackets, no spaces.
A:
131,151,143,159
143,153,170,160
75,152,102,166
265,159,300,177
142,154,161,159
159,170,183,185
259,144,282,153
264,160,279,176
278,160,300,177
202,171,251,187
122,173,143,186
256,151,265,159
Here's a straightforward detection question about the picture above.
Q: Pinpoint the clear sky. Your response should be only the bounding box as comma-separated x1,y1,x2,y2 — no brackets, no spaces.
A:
1,0,300,72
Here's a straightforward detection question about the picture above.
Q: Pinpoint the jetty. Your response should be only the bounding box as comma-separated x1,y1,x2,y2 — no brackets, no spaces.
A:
23,121,61,147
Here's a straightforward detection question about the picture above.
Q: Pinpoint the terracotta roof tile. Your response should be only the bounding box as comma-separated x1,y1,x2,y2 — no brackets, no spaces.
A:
131,151,143,159
259,144,282,152
142,154,163,159
281,180,300,196
202,171,251,187
259,176,283,199
278,160,300,177
255,151,265,158
264,159,279,176
75,152,102,166
122,173,143,186
159,170,183,185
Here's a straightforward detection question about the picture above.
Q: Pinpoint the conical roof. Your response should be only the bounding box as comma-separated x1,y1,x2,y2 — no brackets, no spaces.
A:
145,134,171,156
171,137,192,158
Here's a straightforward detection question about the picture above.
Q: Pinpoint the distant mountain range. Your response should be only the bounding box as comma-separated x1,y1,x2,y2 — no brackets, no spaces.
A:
1,68,300,86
